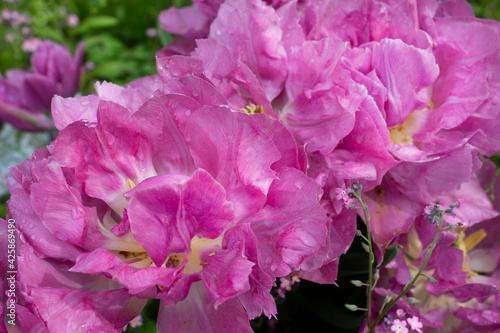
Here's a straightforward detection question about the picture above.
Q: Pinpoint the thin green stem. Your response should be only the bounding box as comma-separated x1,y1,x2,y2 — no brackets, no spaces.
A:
485,166,500,201
368,212,445,331
351,191,374,329
358,234,370,243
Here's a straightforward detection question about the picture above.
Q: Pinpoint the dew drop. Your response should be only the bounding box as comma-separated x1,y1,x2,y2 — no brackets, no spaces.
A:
107,133,116,145
71,208,81,219
185,110,191,117
136,147,145,160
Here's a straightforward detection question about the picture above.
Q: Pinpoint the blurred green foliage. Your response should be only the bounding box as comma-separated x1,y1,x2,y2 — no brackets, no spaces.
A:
0,0,190,93
470,0,500,20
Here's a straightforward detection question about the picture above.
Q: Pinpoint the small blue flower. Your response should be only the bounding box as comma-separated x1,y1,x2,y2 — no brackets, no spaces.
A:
383,314,393,327
423,203,442,224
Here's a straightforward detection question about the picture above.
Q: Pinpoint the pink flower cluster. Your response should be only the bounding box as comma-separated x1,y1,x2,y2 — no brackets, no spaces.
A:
2,71,346,331
1,9,30,28
159,0,500,330
2,0,500,332
381,309,423,333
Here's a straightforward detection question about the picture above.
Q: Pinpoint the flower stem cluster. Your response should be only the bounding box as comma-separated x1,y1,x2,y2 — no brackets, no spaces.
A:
347,189,460,332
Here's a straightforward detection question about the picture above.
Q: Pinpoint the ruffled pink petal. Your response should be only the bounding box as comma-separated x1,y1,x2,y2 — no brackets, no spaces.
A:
335,102,398,188
209,0,288,100
195,39,236,83
7,157,83,260
368,38,439,127
251,113,300,170
454,305,500,326
155,75,227,110
51,94,101,130
30,287,141,332
364,175,423,252
299,208,357,282
250,168,328,276
184,105,280,195
126,169,233,266
304,0,431,48
200,231,254,308
70,248,179,296
156,55,204,82
225,224,277,318
54,101,156,213
283,38,359,154
159,5,211,39
157,282,253,333
133,94,197,175
389,145,479,204
30,158,104,249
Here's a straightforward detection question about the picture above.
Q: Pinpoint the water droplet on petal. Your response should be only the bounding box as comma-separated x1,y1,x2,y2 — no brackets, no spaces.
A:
71,208,81,219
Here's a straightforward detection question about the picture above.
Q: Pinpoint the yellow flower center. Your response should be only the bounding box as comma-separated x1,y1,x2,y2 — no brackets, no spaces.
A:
453,228,487,277
166,236,223,274
388,113,418,146
388,97,434,146
242,103,267,115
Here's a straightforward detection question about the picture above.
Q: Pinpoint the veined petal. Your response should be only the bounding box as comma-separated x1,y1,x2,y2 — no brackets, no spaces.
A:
157,282,253,333
184,106,280,194
54,101,156,213
126,169,233,266
250,168,328,276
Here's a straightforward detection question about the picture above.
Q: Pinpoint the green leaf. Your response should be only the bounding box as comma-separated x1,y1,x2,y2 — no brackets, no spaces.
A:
345,304,359,312
0,124,51,198
378,244,403,269
350,280,365,287
73,16,118,34
158,28,174,47
421,274,438,285
36,27,65,43
403,296,420,304
383,294,394,304
0,202,8,220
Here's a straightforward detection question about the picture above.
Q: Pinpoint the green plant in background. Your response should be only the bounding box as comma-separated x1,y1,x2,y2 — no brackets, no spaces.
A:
0,0,191,93
470,0,500,20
